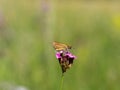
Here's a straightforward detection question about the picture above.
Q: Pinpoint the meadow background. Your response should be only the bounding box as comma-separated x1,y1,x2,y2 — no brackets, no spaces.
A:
0,0,120,90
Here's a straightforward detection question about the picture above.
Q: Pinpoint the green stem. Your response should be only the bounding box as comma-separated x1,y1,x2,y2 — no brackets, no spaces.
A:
59,74,64,90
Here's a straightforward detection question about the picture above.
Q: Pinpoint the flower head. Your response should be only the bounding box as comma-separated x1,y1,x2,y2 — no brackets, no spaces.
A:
55,50,76,73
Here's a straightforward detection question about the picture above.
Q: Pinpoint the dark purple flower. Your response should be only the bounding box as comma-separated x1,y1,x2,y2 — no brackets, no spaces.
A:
55,51,76,73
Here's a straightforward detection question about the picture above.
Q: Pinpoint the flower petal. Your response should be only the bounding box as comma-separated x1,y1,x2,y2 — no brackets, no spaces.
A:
56,52,61,59
66,52,76,59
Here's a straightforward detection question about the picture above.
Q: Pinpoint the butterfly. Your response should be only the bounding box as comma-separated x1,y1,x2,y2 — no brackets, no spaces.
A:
53,41,72,51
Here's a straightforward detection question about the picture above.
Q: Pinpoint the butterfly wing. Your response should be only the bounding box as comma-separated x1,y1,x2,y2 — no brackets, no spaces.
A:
53,42,69,51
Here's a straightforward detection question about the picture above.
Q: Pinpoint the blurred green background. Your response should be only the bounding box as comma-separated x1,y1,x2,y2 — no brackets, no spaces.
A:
0,0,120,90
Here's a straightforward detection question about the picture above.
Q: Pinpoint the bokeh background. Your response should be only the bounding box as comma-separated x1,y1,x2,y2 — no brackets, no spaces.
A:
0,0,120,90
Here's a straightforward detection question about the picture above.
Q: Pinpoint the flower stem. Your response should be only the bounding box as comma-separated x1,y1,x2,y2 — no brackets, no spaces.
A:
59,74,64,90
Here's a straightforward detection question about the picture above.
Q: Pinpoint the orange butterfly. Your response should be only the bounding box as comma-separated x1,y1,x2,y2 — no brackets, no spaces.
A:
53,41,72,51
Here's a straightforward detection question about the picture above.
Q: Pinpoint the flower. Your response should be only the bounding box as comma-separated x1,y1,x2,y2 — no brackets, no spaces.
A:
55,50,76,73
